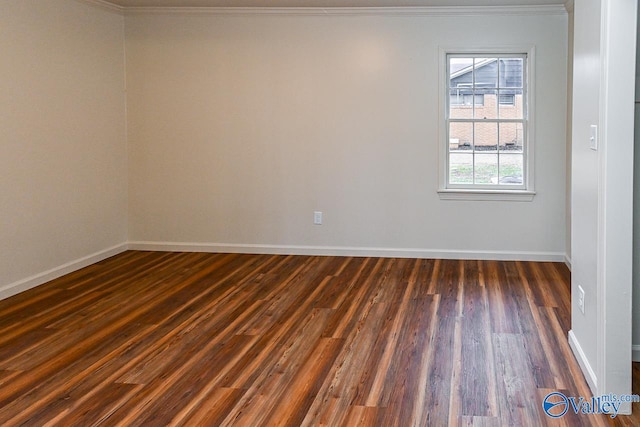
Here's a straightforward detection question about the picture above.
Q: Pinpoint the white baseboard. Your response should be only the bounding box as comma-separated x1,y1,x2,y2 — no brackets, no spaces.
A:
0,241,565,302
128,241,566,262
569,329,598,394
632,345,640,363
564,254,572,271
0,243,129,301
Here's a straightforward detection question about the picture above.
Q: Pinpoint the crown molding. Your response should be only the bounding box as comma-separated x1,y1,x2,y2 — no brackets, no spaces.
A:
74,0,125,13
122,5,567,17
72,1,568,17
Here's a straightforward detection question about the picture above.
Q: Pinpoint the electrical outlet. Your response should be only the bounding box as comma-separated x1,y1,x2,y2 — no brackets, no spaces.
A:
578,285,585,314
314,211,322,225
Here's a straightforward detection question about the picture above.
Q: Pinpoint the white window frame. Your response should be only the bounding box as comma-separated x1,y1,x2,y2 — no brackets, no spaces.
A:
437,46,536,202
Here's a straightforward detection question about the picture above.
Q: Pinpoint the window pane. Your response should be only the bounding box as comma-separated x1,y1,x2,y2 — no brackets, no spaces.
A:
449,89,473,119
449,153,473,184
499,58,524,88
474,154,498,184
498,94,514,105
449,122,473,151
474,122,498,152
449,57,473,88
475,89,496,120
499,122,524,152
499,153,524,185
474,58,498,88
445,53,528,190
498,89,523,119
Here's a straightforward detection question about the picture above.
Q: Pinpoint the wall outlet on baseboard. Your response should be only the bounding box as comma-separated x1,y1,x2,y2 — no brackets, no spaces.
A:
313,211,323,225
578,285,585,314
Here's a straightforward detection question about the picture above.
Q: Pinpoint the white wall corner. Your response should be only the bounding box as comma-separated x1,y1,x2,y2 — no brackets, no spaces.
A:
564,254,572,271
632,345,640,363
0,243,129,302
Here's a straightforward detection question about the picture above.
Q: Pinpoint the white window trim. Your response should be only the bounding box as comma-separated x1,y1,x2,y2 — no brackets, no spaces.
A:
437,45,536,202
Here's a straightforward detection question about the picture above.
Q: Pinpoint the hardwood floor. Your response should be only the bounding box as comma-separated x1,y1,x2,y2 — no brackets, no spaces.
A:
0,251,635,426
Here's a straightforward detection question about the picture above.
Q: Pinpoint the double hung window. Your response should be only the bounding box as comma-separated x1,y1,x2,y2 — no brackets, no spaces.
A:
440,49,535,201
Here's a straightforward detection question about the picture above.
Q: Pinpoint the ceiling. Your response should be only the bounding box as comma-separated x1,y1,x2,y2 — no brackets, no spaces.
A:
105,0,566,8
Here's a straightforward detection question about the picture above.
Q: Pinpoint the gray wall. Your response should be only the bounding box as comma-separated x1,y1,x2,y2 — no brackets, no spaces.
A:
125,9,569,258
0,1,128,298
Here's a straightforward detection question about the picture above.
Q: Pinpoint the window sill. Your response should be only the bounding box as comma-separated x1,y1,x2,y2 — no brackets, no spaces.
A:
437,189,536,202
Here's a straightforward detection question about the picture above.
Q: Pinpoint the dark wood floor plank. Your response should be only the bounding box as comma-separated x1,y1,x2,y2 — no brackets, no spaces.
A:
503,261,557,390
459,260,497,417
435,259,463,318
0,327,56,366
0,370,22,390
231,256,331,337
221,308,335,426
375,294,439,426
301,301,391,426
3,253,232,372
0,252,633,426
540,262,574,333
123,334,257,426
320,257,382,338
344,405,380,427
517,261,560,308
179,387,246,427
412,258,437,297
218,258,339,391
262,337,345,427
351,259,419,407
0,252,195,358
0,322,158,426
486,261,522,334
493,333,545,426
44,382,143,427
0,253,258,423
538,306,595,397
422,310,458,425
0,250,142,318
312,257,364,309
459,415,502,427
115,265,275,385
